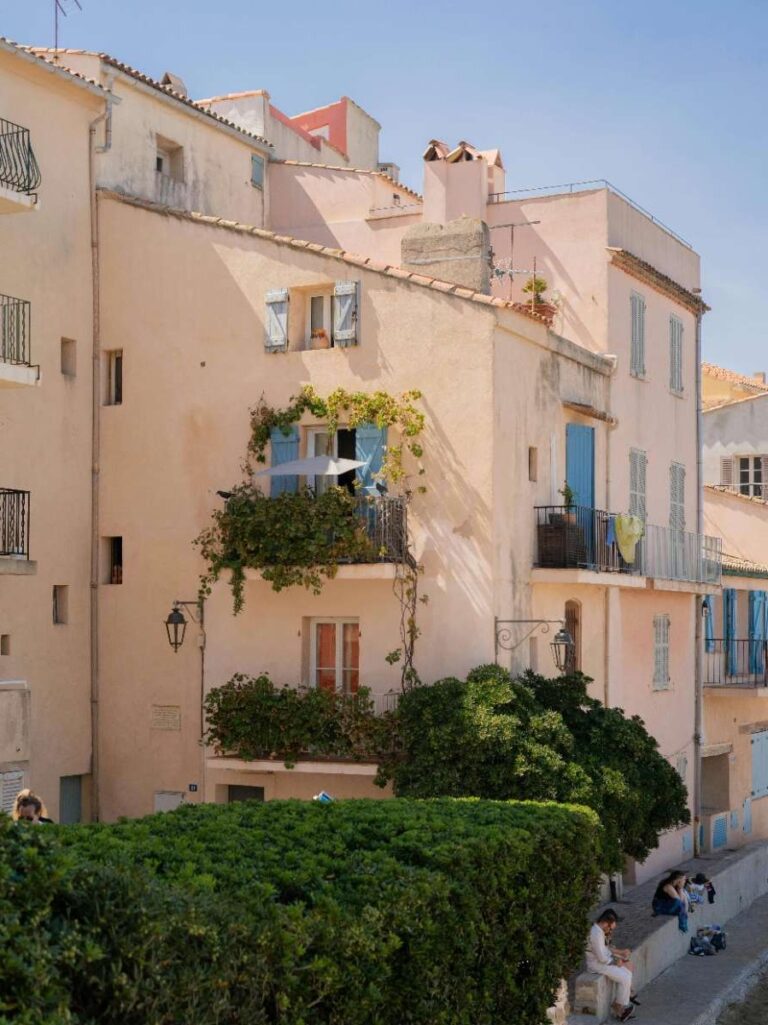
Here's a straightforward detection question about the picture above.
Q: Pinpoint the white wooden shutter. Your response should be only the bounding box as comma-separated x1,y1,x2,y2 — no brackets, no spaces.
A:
630,292,646,378
333,281,359,347
720,457,734,488
265,288,289,352
629,448,647,520
670,315,683,393
1,770,23,813
670,462,686,531
653,614,671,688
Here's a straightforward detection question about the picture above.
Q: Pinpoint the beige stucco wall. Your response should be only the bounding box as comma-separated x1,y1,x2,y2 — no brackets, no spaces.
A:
0,50,103,818
704,487,768,566
703,395,768,486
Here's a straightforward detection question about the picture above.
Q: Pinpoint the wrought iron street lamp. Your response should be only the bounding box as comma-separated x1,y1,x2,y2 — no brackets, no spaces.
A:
165,600,203,653
494,617,575,674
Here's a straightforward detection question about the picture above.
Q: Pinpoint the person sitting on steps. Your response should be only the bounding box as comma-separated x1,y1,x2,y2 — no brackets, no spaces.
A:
651,870,689,933
585,908,640,1022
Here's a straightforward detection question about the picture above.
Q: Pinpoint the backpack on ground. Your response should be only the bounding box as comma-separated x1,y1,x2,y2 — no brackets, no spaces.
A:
689,935,716,956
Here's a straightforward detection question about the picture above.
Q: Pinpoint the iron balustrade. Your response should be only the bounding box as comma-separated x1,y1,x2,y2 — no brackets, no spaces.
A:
0,489,30,558
0,294,31,365
534,505,722,584
352,496,407,562
703,639,768,688
0,118,41,196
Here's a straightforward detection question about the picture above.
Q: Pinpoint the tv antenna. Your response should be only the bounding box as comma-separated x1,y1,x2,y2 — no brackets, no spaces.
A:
53,0,82,56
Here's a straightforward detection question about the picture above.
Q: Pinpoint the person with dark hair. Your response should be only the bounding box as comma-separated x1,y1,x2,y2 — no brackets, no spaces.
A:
651,871,689,932
585,909,639,1021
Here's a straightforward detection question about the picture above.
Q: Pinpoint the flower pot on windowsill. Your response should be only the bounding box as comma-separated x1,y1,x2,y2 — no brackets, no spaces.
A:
310,329,331,350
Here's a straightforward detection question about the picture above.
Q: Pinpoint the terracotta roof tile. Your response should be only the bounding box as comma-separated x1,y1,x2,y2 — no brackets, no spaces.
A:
98,187,580,333
702,362,768,391
276,159,422,200
722,554,768,579
607,247,708,315
1,37,107,96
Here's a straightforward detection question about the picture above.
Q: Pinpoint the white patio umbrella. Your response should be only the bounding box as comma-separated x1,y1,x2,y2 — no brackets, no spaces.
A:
256,455,365,477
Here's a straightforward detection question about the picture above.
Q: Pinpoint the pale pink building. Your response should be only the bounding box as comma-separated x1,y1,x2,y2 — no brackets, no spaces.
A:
0,42,723,883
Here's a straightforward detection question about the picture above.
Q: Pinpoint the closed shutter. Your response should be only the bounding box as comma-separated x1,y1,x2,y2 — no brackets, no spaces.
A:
333,281,359,347
670,463,686,531
749,590,767,674
752,729,768,799
653,614,671,688
265,289,289,352
269,426,300,496
629,448,647,520
355,424,387,495
720,457,735,488
669,316,684,392
1,770,23,814
724,588,738,676
630,292,646,377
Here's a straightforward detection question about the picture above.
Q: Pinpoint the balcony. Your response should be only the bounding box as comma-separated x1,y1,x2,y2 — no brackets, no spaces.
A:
0,119,41,213
0,489,33,574
704,640,768,690
0,294,37,387
534,505,722,586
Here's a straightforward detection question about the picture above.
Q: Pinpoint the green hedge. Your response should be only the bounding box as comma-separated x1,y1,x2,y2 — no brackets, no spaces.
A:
2,799,600,1025
204,673,397,764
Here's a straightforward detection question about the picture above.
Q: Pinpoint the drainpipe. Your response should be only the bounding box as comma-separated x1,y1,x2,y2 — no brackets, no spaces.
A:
88,88,114,822
693,308,704,853
603,354,618,709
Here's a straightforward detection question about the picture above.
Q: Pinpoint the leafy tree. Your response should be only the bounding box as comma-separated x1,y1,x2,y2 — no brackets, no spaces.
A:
378,664,689,870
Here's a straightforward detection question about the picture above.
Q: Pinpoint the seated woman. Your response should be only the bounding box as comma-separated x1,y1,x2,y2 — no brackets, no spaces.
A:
651,870,689,932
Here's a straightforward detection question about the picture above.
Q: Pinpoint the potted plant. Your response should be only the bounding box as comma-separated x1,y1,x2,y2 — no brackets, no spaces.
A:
310,327,331,350
559,481,576,518
522,275,557,317
537,480,585,568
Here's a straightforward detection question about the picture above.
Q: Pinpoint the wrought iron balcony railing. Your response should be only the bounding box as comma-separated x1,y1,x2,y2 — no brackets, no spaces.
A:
352,496,407,563
534,505,722,585
0,488,30,558
0,118,41,196
704,639,768,688
0,294,31,365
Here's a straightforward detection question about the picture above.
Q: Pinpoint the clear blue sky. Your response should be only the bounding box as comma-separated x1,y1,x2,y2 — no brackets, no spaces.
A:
3,0,766,373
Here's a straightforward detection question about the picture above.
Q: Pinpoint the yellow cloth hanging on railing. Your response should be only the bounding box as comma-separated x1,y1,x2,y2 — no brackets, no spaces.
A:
614,514,645,564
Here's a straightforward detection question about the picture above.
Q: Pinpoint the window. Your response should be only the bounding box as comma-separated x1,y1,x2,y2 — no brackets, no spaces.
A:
629,448,647,520
52,585,69,625
104,536,123,584
60,338,76,377
307,427,357,495
310,619,360,694
59,775,82,825
669,462,686,531
270,424,386,498
751,729,768,800
653,614,671,689
228,785,265,803
155,135,183,181
0,634,9,655
736,456,766,498
565,599,581,673
669,315,684,393
250,154,265,189
1,770,23,814
308,292,332,348
630,291,646,378
105,350,123,405
528,446,538,482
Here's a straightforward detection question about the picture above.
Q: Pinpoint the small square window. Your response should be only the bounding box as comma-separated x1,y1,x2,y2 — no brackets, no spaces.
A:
105,350,122,405
61,338,76,377
528,446,538,482
155,135,183,181
0,634,9,655
103,536,123,585
251,154,265,189
52,585,69,625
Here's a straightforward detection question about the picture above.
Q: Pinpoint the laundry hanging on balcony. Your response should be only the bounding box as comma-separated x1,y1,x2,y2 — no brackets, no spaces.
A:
614,514,644,565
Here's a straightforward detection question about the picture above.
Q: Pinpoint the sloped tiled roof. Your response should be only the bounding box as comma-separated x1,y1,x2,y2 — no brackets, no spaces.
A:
703,362,768,390
0,37,107,96
99,187,559,327
28,48,271,149
722,554,768,579
608,247,708,315
705,484,768,507
275,160,422,201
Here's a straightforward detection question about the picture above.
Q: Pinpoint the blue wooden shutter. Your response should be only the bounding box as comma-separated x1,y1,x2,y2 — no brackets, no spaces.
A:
355,424,387,495
752,730,768,799
724,588,737,676
333,281,359,347
270,426,299,496
703,595,715,653
749,590,766,673
565,424,595,509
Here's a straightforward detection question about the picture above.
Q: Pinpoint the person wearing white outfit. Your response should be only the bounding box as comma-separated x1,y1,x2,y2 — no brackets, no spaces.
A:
585,909,638,1022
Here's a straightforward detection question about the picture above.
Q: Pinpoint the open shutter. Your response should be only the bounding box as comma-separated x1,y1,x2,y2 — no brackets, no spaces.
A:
720,457,734,489
269,426,299,496
752,730,768,800
630,292,646,377
355,424,387,495
703,594,715,653
724,587,737,676
333,281,359,347
749,591,766,673
265,289,289,353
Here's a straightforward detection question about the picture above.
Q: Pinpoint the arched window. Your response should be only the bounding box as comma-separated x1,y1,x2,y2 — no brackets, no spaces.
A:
565,600,581,674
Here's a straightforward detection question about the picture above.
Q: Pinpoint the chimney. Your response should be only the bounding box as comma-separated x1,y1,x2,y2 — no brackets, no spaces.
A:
401,216,491,293
160,71,188,98
754,372,766,384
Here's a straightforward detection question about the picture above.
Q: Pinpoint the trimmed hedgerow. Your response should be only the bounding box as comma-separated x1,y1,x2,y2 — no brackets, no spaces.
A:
4,799,601,1025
